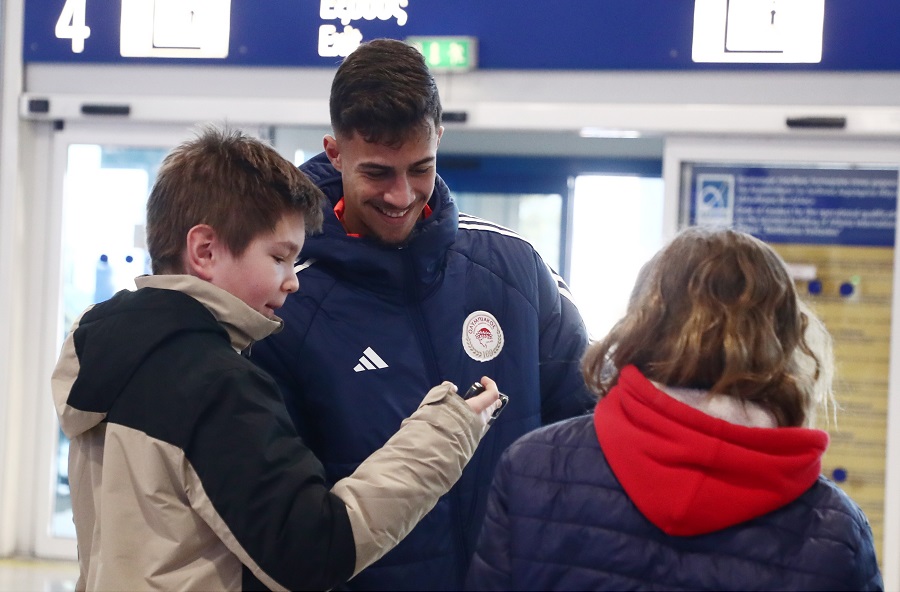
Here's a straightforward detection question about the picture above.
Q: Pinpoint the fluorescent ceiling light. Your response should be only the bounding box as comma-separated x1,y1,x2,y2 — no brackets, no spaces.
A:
579,128,643,139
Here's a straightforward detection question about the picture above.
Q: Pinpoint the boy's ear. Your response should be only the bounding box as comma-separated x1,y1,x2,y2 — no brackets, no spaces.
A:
184,224,219,281
323,134,342,172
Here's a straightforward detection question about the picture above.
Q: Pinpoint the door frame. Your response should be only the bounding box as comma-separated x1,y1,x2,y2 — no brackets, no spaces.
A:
30,122,199,559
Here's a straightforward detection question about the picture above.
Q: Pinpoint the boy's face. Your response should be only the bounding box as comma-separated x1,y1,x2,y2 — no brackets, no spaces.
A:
210,212,305,319
324,122,443,245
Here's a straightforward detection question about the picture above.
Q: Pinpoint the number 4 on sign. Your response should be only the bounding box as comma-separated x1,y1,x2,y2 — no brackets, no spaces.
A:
56,0,91,54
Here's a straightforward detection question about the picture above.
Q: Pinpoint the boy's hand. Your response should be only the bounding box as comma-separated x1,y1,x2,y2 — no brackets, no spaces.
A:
463,376,504,425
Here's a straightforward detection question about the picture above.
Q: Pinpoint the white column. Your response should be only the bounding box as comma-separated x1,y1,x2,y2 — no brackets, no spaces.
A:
0,0,26,556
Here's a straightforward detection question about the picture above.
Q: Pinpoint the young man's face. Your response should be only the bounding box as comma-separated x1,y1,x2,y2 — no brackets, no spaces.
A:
324,122,443,245
210,212,305,319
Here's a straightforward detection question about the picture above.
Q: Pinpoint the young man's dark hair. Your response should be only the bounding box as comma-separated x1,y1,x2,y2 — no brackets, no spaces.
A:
329,38,442,146
146,126,324,274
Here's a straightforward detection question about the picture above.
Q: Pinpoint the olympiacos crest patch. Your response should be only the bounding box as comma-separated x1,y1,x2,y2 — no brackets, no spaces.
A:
462,311,504,362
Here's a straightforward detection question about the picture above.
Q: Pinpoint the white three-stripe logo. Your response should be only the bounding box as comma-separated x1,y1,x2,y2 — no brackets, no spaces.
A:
354,347,389,372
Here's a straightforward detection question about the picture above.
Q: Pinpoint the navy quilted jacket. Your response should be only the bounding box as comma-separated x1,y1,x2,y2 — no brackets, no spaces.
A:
250,152,593,591
467,367,883,591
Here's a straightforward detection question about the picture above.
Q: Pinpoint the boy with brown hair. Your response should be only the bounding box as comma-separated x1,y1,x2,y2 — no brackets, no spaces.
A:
51,126,501,591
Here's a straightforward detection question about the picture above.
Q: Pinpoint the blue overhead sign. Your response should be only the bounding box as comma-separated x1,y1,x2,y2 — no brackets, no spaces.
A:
24,0,900,70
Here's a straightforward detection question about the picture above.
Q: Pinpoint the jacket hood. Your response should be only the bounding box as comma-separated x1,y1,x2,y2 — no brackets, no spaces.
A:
298,152,457,297
594,365,829,536
52,275,282,438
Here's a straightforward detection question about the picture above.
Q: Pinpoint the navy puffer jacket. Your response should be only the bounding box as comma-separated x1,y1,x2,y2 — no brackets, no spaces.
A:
251,152,593,591
467,367,883,591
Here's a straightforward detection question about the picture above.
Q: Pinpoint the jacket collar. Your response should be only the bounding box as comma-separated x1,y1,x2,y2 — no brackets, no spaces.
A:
298,152,457,297
653,382,778,428
135,274,283,351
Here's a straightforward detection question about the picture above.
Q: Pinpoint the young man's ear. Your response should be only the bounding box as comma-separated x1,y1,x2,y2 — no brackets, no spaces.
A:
183,224,220,280
323,135,342,172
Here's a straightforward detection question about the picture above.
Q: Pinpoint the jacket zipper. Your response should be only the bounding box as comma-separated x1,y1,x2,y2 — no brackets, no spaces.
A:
401,248,468,582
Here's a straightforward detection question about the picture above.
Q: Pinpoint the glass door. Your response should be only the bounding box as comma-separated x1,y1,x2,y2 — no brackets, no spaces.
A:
438,155,665,339
568,175,665,339
34,122,204,559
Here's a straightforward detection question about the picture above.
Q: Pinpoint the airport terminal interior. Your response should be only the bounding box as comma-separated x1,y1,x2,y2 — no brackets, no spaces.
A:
2,0,900,590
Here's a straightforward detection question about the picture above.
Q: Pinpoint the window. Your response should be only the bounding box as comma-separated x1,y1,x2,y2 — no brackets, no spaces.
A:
454,192,563,272
569,175,665,340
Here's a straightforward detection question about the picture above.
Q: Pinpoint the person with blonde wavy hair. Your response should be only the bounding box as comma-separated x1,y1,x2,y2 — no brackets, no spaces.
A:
467,227,882,591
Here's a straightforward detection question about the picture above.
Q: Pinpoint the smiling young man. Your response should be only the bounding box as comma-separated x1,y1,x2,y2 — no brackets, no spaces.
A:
50,126,502,591
325,120,441,244
250,40,594,591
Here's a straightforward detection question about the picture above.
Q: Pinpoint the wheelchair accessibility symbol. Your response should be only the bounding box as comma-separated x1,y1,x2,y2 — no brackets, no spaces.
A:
695,174,735,228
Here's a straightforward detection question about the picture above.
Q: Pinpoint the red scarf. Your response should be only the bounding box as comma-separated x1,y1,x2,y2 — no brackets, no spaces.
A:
333,198,432,238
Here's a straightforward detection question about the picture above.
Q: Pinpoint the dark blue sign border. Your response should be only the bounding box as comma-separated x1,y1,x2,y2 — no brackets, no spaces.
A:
24,0,900,70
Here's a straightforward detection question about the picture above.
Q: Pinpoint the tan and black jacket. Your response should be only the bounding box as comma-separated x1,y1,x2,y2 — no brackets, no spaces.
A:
51,275,488,591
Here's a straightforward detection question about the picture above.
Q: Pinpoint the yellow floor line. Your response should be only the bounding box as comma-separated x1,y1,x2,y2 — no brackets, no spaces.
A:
0,557,77,569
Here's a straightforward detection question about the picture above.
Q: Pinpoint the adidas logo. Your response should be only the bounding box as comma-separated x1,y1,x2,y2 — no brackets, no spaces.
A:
354,347,389,372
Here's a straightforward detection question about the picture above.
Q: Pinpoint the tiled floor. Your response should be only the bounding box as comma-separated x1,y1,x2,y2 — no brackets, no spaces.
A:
0,557,78,592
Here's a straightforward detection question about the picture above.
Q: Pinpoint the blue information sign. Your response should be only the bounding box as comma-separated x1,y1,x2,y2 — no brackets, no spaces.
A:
23,0,900,70
687,165,899,247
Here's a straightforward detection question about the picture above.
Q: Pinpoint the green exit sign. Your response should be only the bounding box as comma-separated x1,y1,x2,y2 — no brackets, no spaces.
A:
407,36,478,72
